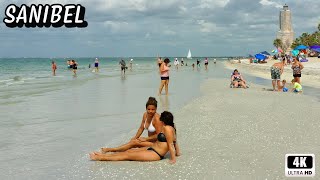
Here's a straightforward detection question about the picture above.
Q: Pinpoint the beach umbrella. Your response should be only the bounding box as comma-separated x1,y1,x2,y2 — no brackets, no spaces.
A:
255,53,266,60
291,49,299,56
271,49,278,53
312,48,320,53
277,48,283,53
260,51,271,56
294,45,308,50
309,45,320,50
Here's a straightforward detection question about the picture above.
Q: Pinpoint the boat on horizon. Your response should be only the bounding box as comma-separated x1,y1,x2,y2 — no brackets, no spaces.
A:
187,49,192,59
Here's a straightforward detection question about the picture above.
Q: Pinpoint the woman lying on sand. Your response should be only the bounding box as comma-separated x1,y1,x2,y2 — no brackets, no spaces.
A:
90,111,180,164
101,97,162,153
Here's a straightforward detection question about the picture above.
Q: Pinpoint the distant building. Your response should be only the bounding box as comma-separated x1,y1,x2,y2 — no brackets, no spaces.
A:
277,4,294,52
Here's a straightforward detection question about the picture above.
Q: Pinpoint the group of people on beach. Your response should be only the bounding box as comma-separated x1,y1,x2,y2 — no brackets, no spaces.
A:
89,97,180,164
50,58,135,77
271,56,304,93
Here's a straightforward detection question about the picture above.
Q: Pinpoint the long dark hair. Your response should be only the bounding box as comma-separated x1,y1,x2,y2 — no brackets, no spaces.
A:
146,97,157,109
160,111,176,132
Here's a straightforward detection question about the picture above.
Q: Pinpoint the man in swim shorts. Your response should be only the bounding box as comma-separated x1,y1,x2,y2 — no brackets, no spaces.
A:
271,59,285,91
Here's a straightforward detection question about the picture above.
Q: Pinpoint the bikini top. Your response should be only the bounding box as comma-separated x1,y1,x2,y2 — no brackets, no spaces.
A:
144,115,156,133
157,132,167,142
233,75,241,80
157,132,177,143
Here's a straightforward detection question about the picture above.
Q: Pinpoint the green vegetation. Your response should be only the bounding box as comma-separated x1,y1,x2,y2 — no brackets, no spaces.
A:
273,38,283,50
290,23,320,48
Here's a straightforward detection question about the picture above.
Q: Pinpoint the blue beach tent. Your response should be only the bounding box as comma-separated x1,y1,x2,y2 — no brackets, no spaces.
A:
255,54,267,60
260,51,271,56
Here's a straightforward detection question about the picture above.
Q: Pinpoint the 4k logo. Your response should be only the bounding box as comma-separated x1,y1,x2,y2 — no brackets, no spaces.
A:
285,154,315,177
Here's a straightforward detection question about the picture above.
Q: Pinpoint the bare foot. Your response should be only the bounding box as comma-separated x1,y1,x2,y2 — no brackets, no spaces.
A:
89,153,99,160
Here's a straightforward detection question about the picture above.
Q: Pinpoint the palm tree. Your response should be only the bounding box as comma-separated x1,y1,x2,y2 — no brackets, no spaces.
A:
273,38,283,49
318,23,320,32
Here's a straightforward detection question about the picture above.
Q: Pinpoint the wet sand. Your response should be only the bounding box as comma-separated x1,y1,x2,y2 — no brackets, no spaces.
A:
84,78,320,179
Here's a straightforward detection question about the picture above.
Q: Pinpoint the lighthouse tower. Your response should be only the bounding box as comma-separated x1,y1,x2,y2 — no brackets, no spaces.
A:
277,4,294,52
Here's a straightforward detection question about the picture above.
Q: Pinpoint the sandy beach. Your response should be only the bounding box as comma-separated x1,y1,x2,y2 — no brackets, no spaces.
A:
224,57,320,88
81,77,320,179
1,59,319,179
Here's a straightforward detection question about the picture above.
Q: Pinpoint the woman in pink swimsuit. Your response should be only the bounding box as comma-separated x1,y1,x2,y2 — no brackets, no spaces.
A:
158,58,170,95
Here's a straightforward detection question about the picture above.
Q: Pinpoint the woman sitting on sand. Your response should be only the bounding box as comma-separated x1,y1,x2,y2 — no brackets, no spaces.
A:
101,97,162,153
90,111,180,164
231,69,247,89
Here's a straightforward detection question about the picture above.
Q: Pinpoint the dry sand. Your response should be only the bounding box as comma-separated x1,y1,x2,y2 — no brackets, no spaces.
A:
87,78,320,179
225,57,320,88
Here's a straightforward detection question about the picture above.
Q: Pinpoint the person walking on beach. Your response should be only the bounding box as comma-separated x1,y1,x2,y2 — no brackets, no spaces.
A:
101,97,162,153
90,111,180,164
94,58,99,72
291,57,304,84
119,59,127,75
204,58,209,70
158,58,170,96
51,61,57,76
270,59,285,91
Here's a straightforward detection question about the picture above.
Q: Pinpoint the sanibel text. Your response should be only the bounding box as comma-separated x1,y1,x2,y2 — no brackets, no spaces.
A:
3,4,88,28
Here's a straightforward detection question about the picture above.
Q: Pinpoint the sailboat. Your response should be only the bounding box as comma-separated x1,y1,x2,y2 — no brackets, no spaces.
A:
187,49,192,59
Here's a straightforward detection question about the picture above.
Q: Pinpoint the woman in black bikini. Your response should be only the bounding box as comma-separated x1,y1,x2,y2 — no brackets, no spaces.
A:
291,57,304,84
89,111,180,164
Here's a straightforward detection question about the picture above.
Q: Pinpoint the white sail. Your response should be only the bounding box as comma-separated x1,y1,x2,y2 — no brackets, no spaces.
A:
187,49,192,59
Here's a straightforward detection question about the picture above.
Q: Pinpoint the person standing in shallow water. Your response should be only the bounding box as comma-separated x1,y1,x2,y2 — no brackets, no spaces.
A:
94,58,99,72
119,59,126,75
71,60,78,76
51,61,57,76
158,58,170,96
204,58,208,70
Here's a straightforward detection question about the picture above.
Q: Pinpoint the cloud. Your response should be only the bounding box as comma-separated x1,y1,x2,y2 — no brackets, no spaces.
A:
259,0,282,8
0,0,319,57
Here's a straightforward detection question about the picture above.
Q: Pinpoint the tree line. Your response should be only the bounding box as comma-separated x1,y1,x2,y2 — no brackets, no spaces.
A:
273,23,320,52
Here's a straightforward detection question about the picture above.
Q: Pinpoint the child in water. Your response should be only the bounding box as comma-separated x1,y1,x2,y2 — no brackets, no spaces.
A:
291,79,302,93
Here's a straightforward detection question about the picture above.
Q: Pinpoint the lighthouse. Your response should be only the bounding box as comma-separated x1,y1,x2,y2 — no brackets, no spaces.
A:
277,4,294,52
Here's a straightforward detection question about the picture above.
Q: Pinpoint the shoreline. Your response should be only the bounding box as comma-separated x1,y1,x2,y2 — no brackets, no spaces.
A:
81,77,320,179
224,57,320,89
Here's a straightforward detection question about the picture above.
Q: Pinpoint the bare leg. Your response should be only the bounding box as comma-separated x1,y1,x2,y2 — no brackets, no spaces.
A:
277,80,281,91
101,140,153,153
272,80,276,91
90,150,160,161
239,82,247,89
158,80,166,95
165,80,169,95
233,81,239,88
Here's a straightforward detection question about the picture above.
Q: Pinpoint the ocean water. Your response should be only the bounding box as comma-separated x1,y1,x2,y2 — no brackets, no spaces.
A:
0,57,319,179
